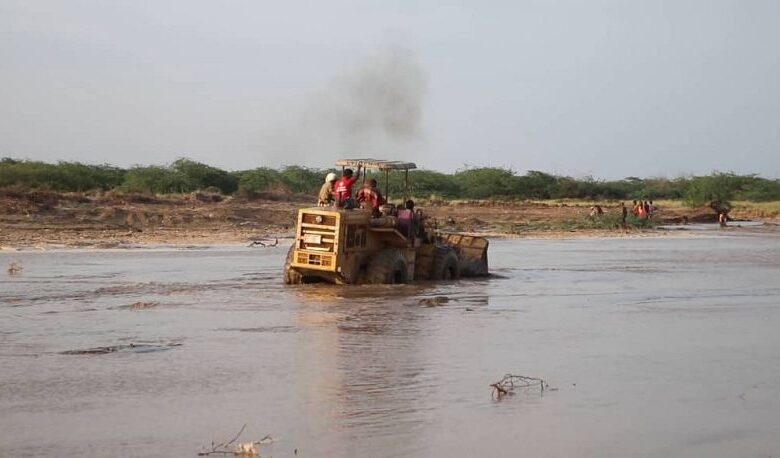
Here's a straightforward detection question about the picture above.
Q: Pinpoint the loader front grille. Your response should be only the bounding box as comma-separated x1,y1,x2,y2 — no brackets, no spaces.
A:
296,252,333,268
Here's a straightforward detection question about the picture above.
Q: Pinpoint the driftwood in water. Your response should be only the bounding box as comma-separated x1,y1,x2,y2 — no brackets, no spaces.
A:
490,374,548,399
7,260,22,275
60,342,181,355
198,423,273,456
247,238,278,248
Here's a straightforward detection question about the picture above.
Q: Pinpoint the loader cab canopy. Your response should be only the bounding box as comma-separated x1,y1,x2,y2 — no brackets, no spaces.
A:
336,158,417,202
335,159,416,170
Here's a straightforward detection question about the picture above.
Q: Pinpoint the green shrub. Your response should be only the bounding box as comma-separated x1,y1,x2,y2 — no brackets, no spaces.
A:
453,167,517,199
279,166,327,194
0,158,125,191
235,167,283,193
684,172,746,210
123,166,192,194
1,157,778,203
736,177,780,202
171,158,238,194
513,170,558,198
380,169,461,200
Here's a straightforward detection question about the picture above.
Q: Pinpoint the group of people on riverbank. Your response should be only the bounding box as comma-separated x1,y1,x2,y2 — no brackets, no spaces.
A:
631,200,655,218
589,201,659,229
590,201,655,221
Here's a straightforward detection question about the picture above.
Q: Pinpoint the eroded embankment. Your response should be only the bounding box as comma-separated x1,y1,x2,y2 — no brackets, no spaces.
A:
1,190,776,248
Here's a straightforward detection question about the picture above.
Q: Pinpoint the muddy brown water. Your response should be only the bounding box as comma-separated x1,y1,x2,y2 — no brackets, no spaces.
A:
2,234,780,457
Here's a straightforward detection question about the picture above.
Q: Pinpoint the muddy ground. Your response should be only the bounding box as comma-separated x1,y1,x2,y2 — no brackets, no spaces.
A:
1,190,777,249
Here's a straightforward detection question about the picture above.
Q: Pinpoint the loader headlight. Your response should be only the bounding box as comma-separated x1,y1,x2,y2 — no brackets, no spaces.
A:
315,215,323,224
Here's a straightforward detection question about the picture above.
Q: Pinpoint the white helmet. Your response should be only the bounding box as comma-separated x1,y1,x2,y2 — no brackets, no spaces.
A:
325,172,337,182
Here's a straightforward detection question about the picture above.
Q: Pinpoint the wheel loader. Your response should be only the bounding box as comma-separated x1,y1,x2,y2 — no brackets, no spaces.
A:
283,159,489,284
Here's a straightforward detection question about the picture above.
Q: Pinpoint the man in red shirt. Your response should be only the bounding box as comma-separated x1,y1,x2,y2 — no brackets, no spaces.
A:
333,163,362,208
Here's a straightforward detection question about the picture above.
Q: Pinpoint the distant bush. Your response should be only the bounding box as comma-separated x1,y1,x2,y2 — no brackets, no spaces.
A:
409,170,461,198
1,157,778,203
382,169,461,199
639,177,688,200
684,173,747,210
122,165,192,194
234,167,284,193
279,166,329,194
0,158,125,191
121,159,239,194
514,171,558,198
737,176,780,202
454,168,518,199
171,158,238,194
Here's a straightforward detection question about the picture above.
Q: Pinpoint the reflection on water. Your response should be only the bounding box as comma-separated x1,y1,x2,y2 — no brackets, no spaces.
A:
2,234,780,457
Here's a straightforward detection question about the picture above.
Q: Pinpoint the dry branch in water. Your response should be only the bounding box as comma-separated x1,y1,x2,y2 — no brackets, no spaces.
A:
60,342,181,355
248,238,278,248
490,374,548,399
198,424,273,457
7,260,22,275
125,301,158,309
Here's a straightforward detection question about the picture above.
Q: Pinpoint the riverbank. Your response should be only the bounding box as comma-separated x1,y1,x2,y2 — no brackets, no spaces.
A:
1,190,777,249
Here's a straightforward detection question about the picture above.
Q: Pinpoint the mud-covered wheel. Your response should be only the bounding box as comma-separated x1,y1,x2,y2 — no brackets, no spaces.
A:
459,256,489,277
365,249,408,284
430,246,460,280
283,244,303,285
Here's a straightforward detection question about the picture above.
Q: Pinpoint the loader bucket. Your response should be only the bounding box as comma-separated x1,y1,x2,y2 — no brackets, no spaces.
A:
440,233,489,277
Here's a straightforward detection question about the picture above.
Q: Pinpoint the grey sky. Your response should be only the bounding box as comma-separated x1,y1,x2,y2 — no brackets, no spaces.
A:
1,0,778,179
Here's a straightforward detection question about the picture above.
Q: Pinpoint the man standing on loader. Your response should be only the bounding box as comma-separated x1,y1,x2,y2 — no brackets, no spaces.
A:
334,163,362,208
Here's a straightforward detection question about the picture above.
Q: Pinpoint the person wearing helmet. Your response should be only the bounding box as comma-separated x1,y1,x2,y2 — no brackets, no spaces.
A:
318,172,338,206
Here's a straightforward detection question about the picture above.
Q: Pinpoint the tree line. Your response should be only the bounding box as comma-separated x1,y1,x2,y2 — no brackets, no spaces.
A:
1,157,779,206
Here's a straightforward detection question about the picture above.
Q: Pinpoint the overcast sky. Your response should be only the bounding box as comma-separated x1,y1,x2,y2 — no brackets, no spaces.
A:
1,0,778,179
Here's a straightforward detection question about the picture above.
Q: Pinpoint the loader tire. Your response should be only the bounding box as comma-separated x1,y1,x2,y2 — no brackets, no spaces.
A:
365,249,408,284
283,244,303,285
459,255,489,277
430,246,460,280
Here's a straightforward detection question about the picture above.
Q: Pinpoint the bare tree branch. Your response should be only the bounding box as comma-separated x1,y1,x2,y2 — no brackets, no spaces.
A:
490,374,548,399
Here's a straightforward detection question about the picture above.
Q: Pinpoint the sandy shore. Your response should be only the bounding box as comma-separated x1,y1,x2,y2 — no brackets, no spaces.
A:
1,191,777,249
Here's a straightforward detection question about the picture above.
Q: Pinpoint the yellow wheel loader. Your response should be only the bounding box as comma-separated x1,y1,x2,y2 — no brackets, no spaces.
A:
283,159,488,284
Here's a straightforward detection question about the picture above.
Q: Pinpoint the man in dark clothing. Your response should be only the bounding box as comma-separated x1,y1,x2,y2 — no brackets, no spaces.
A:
334,164,362,208
621,202,628,229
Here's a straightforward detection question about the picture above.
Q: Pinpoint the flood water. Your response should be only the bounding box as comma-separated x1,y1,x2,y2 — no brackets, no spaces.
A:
2,233,780,457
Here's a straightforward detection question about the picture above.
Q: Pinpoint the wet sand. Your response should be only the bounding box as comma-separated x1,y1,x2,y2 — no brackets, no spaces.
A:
2,232,780,457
